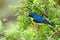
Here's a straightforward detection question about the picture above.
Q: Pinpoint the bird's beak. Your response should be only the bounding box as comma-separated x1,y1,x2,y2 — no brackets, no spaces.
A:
27,14,30,17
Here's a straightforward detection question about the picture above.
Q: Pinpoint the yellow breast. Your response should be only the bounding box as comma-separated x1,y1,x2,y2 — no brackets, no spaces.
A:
30,17,45,26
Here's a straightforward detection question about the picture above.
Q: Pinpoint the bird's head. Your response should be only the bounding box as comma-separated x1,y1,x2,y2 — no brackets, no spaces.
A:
29,12,36,17
29,12,33,17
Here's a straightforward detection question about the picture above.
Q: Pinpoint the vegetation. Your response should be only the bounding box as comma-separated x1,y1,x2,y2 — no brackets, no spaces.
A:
0,0,60,40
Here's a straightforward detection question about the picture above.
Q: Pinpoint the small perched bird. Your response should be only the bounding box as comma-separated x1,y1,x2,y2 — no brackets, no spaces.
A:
29,12,54,26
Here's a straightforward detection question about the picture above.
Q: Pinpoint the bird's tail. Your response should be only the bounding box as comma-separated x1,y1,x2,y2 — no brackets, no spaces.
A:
45,20,54,26
48,22,54,26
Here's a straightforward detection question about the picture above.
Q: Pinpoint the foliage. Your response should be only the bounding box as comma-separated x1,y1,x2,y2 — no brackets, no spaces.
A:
0,0,60,40
0,20,4,34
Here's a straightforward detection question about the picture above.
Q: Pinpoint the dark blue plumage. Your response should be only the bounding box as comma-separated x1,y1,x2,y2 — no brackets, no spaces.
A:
29,12,54,26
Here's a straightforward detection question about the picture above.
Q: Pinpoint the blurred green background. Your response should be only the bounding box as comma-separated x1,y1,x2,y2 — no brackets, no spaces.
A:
0,0,60,40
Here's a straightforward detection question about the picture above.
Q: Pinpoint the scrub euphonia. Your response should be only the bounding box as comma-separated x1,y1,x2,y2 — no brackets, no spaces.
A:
29,12,54,26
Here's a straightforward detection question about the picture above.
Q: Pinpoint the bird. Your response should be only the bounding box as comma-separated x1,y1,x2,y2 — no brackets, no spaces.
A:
29,12,54,26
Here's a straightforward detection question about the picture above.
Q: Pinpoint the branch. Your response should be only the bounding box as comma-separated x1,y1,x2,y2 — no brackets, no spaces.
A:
47,30,60,40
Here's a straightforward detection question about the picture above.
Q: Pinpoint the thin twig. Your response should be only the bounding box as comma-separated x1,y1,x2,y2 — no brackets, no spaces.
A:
47,30,60,40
